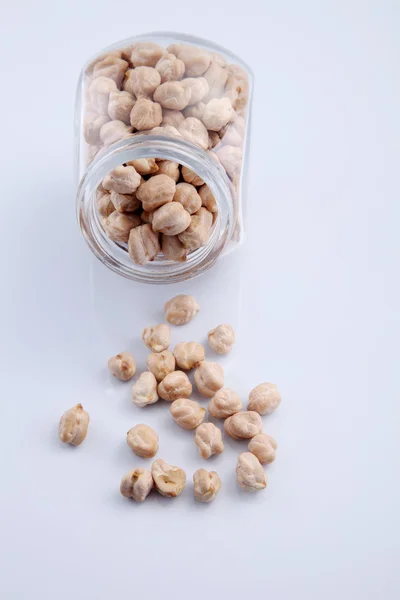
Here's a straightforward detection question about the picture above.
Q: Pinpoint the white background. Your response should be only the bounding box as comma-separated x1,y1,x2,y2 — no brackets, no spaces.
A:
1,1,399,598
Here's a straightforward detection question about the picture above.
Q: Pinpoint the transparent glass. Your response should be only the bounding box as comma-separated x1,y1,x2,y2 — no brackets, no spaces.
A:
75,32,253,283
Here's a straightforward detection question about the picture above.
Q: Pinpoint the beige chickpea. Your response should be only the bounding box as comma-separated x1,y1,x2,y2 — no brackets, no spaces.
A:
153,81,191,111
202,60,228,102
183,102,205,120
194,423,224,459
108,352,136,381
236,452,267,492
146,350,175,382
89,76,118,115
176,46,211,77
100,120,133,146
128,224,160,265
208,388,242,419
181,166,204,186
178,207,213,251
248,434,277,464
178,117,209,150
193,469,221,503
180,77,209,105
226,64,249,112
84,114,110,145
167,43,184,56
141,210,154,224
96,190,114,217
156,53,185,83
151,459,186,497
130,97,162,131
224,411,263,440
194,361,224,397
216,145,242,179
103,212,141,242
102,164,141,194
161,235,188,262
58,404,90,446
108,91,135,124
248,383,282,415
131,42,164,67
161,109,185,128
156,159,181,182
202,97,235,131
198,184,218,213
120,468,153,502
128,66,161,98
173,342,205,370
170,398,206,430
173,183,202,214
132,372,159,407
219,117,244,147
152,202,191,236
158,371,192,401
126,424,159,458
208,324,235,354
136,174,176,212
164,294,200,325
110,190,140,213
93,55,128,88
126,157,158,175
142,323,171,352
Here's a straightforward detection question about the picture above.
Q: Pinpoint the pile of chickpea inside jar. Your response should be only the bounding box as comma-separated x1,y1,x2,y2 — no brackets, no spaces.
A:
79,35,251,270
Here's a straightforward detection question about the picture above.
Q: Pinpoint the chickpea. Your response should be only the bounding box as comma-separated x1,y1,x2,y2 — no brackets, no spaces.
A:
126,158,159,175
142,324,171,352
208,388,242,419
131,42,164,68
167,43,183,56
198,184,218,213
108,352,136,381
136,174,176,212
128,224,160,265
180,77,209,105
132,372,159,407
193,469,221,503
120,468,153,502
183,102,205,120
58,404,90,446
89,76,117,115
161,235,188,262
93,55,128,88
156,53,185,83
102,164,141,194
219,117,244,147
224,411,263,440
202,60,228,102
226,64,249,112
216,145,242,178
173,342,205,370
152,202,191,236
110,190,140,213
108,91,135,124
141,210,154,224
146,350,175,382
130,97,162,130
151,459,186,497
158,371,192,401
194,361,224,397
248,383,282,416
161,109,185,128
156,159,180,182
194,423,224,459
181,166,204,186
164,294,200,325
208,131,221,149
153,81,191,111
248,434,277,464
170,398,206,430
178,207,213,251
96,190,114,217
84,114,110,145
100,120,133,146
202,97,235,131
208,324,235,354
236,452,267,492
176,46,211,77
127,66,161,98
103,212,141,242
178,117,209,150
126,424,159,458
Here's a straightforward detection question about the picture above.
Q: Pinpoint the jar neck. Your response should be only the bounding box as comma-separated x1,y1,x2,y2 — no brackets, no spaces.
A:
76,135,236,284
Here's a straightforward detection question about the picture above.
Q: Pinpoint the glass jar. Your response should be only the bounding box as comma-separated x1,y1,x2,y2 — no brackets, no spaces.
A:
75,33,252,283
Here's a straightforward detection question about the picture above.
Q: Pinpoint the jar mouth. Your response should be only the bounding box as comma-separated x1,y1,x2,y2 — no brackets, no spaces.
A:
76,135,235,284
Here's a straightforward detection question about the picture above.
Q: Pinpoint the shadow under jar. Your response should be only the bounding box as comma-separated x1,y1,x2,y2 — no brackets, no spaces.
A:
76,32,253,283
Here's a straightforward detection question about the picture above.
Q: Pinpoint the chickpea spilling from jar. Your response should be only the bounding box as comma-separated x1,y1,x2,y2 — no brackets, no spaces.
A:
58,293,282,502
84,40,249,265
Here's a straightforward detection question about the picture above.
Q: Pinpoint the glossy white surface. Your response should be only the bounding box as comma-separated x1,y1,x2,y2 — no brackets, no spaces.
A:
1,1,399,598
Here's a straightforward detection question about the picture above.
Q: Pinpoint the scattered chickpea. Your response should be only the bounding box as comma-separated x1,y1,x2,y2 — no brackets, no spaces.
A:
128,224,160,265
173,342,205,370
102,164,141,194
176,46,211,77
126,424,159,458
151,459,186,497
132,372,159,407
164,294,200,325
208,388,242,419
224,411,263,440
202,98,235,131
248,383,282,416
93,55,128,88
208,324,235,354
136,174,176,212
194,361,224,397
170,398,206,430
110,190,140,213
153,81,191,111
158,371,192,401
58,404,90,446
142,324,171,352
193,469,221,503
146,350,175,382
126,158,159,175
236,452,267,492
156,53,185,83
108,352,136,381
152,202,191,236
161,110,185,129
173,183,202,214
180,77,209,105
103,212,141,243
198,184,218,213
96,190,114,217
120,468,154,502
130,97,162,130
108,91,135,124
178,207,213,251
181,165,204,186
194,423,224,459
178,117,209,150
161,234,188,262
131,42,164,68
100,120,133,146
248,434,277,464
127,66,161,97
